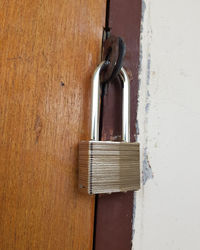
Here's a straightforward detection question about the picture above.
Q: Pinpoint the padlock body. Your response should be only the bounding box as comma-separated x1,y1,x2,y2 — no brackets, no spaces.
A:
79,141,140,194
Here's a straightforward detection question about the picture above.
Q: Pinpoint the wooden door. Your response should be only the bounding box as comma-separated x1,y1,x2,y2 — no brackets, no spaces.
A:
0,1,105,249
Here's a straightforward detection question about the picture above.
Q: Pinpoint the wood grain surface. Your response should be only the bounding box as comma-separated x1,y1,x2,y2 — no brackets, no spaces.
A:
0,1,105,249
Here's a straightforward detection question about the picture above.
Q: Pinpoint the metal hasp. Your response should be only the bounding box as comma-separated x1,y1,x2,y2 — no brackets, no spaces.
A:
91,61,130,142
79,62,140,195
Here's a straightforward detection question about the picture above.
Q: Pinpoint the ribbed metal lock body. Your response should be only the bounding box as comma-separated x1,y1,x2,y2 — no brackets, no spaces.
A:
79,62,140,194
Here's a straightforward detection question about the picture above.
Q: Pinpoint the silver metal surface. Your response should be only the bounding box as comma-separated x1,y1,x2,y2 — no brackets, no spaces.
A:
79,141,140,194
79,62,140,195
120,67,130,142
90,62,130,142
90,61,105,141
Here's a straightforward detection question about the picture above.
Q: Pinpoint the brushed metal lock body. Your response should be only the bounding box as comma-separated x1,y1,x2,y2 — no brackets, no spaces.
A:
79,62,140,194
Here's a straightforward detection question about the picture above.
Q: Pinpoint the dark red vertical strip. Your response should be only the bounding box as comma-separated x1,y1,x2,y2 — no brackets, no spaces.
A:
94,1,142,250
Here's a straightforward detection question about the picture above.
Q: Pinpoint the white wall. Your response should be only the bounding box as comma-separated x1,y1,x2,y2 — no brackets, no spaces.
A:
133,1,200,249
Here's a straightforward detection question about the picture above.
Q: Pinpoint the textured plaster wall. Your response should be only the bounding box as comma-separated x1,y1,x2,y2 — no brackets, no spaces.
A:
133,0,200,249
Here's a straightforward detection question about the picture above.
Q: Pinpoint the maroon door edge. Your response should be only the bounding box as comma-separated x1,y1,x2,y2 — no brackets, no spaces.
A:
94,1,142,250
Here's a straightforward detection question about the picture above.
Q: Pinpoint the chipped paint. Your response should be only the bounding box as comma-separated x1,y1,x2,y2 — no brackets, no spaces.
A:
142,147,153,184
133,0,200,249
137,1,153,187
132,1,153,247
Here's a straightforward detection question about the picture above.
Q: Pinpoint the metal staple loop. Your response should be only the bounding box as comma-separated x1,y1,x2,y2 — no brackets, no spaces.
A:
101,35,126,84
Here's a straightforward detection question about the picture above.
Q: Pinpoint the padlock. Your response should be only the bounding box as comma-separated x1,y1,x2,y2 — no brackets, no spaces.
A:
79,61,140,194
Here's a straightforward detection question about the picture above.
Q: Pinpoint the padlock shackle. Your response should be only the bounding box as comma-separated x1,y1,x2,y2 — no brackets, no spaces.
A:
120,67,130,142
91,61,130,142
